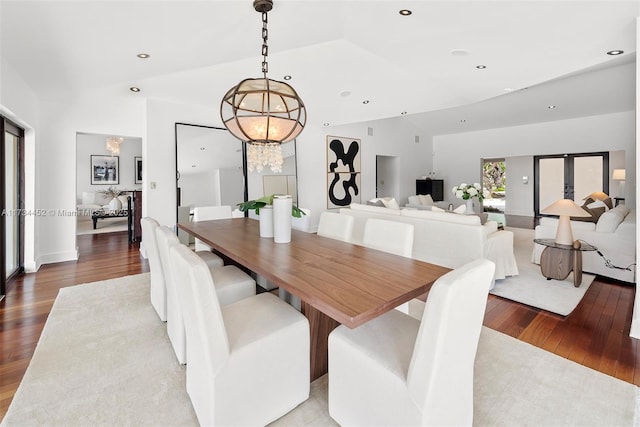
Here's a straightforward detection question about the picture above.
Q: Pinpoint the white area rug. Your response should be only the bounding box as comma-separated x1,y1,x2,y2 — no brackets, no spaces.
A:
489,227,595,315
2,274,637,426
76,217,128,235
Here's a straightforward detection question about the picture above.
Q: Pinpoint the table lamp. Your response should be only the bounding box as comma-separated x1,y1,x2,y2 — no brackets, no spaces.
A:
612,169,626,198
541,199,591,245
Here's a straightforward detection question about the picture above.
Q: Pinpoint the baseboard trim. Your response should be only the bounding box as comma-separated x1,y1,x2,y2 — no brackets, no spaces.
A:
37,249,79,266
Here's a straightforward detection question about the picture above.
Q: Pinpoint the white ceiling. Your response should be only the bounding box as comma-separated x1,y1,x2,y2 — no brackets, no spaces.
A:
1,1,638,132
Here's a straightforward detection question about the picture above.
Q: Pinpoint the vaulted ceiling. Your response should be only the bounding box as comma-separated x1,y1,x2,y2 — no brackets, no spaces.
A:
1,1,638,132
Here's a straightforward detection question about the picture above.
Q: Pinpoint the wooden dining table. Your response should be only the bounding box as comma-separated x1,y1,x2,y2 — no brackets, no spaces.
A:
178,217,450,380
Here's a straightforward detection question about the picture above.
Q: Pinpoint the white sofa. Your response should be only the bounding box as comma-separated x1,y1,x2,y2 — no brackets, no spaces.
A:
77,191,130,215
338,203,518,281
532,205,636,283
405,194,452,210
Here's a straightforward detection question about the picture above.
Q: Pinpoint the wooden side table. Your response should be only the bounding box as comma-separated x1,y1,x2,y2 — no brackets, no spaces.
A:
533,239,597,287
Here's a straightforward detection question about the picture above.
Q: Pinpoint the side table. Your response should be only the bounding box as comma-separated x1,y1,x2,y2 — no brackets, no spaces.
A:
533,239,597,287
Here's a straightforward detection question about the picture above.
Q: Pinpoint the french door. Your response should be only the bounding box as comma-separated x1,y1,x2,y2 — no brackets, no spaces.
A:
534,152,609,216
1,118,24,299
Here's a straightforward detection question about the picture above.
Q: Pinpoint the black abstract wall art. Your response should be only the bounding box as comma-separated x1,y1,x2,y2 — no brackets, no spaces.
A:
327,136,361,209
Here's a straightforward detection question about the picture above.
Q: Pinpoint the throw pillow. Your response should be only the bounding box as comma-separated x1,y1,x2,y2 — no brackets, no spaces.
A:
587,199,608,211
453,204,466,214
603,197,614,210
431,206,444,212
381,198,400,210
418,194,434,206
366,198,385,207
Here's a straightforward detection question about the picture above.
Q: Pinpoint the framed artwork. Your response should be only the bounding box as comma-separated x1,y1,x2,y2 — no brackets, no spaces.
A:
135,156,143,184
90,155,119,185
327,135,361,209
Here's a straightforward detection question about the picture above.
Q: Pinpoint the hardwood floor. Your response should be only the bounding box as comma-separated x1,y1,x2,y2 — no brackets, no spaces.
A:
0,230,638,420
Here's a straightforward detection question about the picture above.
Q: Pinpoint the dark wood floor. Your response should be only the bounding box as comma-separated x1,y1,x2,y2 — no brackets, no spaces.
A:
0,230,638,420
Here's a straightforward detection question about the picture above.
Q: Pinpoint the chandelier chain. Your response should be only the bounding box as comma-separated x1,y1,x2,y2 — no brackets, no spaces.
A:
261,11,269,76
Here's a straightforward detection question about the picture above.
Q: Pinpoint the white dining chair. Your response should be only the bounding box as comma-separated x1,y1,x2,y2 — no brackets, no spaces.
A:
141,217,227,322
317,211,354,242
170,244,310,426
291,208,311,232
328,259,495,426
362,218,414,258
192,205,233,252
157,225,256,364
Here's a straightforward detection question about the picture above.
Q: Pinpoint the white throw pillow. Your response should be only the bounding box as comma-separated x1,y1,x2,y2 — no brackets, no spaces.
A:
418,194,434,206
453,204,466,214
431,206,444,212
81,192,95,205
595,209,625,232
407,195,421,206
587,199,609,211
381,198,400,210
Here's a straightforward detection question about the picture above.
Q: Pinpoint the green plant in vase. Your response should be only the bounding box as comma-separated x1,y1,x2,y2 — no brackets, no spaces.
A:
237,194,306,218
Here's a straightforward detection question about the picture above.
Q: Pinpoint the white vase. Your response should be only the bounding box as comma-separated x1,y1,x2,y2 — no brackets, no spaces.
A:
273,195,292,243
108,197,122,211
259,206,274,238
465,199,474,215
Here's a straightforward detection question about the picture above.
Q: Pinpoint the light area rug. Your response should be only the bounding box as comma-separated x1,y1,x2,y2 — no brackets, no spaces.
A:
489,226,595,316
76,217,128,235
3,274,638,426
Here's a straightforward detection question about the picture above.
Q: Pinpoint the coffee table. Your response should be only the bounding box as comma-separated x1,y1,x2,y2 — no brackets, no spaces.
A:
91,209,133,242
533,238,597,287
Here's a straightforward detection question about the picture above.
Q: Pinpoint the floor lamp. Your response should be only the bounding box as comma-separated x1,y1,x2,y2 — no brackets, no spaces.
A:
541,199,591,245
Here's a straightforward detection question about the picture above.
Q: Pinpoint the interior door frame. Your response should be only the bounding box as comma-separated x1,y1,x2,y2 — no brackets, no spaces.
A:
1,117,25,298
533,151,609,216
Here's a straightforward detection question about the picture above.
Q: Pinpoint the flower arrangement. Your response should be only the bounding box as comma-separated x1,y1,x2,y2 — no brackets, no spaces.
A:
100,186,122,199
237,194,306,218
452,183,484,202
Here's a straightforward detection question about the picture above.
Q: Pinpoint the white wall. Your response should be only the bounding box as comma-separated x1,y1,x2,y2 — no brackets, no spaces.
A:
76,133,142,201
504,156,534,216
433,111,636,214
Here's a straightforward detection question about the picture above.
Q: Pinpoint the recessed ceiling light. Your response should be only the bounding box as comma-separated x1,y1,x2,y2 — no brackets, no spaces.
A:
547,105,556,109
476,65,487,69
401,111,407,115
200,147,205,150
460,119,466,123
323,123,330,126
129,86,141,92
399,9,412,16
450,49,469,56
362,100,370,104
137,53,150,59
340,90,351,97
283,75,292,80
503,87,514,92
607,50,624,56
191,164,197,168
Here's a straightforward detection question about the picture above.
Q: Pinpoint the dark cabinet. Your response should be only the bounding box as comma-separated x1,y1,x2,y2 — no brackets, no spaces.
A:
416,179,444,201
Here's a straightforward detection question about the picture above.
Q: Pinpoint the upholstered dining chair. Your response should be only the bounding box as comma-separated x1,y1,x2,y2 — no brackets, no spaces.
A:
328,259,495,426
157,225,256,365
141,217,227,322
362,218,414,257
317,211,354,242
192,205,233,252
170,244,310,426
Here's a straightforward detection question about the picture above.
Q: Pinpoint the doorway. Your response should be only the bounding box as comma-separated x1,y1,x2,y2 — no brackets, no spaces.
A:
534,152,609,215
1,118,25,299
375,156,399,200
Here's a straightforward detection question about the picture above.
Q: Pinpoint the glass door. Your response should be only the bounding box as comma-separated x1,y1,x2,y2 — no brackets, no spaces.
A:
534,152,609,215
1,119,24,299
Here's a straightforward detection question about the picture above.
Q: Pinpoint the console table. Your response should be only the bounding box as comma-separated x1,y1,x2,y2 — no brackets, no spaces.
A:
534,238,597,287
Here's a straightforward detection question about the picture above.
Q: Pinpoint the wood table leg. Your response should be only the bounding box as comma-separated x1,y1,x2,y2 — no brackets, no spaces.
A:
573,250,583,287
301,301,340,381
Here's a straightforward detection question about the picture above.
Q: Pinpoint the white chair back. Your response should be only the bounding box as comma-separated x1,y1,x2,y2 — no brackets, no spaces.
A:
140,217,166,321
156,225,187,363
291,208,311,232
317,211,354,242
362,218,414,257
407,259,494,425
170,244,230,371
192,205,233,251
177,205,193,245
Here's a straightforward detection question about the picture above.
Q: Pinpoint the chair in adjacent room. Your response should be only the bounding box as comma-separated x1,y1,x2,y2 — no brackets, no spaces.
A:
156,225,256,364
328,259,495,426
362,218,414,257
192,205,233,252
170,244,310,426
291,208,311,232
317,211,354,242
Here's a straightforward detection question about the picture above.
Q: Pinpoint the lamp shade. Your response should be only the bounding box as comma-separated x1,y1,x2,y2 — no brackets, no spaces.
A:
541,199,589,245
582,191,609,201
612,169,626,180
541,199,591,217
